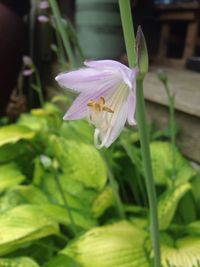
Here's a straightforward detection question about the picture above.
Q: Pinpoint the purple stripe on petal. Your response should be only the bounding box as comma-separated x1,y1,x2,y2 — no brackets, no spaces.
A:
63,85,114,121
85,60,138,90
56,68,114,93
84,60,130,73
102,99,129,148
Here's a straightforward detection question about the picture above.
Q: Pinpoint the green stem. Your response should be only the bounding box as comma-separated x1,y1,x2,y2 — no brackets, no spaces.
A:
106,163,125,219
169,94,176,180
53,171,78,236
48,0,76,68
136,79,160,267
163,82,176,181
35,70,44,107
119,0,136,67
54,25,68,70
119,1,160,266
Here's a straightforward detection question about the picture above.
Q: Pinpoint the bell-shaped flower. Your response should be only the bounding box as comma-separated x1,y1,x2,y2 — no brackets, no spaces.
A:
56,60,138,148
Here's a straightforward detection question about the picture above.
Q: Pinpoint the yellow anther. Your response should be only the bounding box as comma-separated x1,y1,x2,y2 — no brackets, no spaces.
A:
87,96,114,113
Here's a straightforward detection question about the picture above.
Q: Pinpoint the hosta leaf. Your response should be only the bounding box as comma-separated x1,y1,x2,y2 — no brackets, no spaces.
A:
186,221,200,235
0,163,25,193
0,204,59,256
41,203,96,230
150,142,196,186
191,173,200,215
92,186,115,218
161,233,200,267
0,142,30,164
60,120,93,143
0,125,35,146
41,172,94,211
18,114,48,131
61,221,150,267
44,255,80,267
0,185,49,213
47,136,107,191
0,257,39,267
158,183,191,230
176,191,197,224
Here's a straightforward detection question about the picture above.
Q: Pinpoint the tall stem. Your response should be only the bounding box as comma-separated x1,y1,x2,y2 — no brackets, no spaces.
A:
106,163,125,219
48,0,76,68
119,1,161,267
136,79,160,267
35,70,44,107
169,95,176,180
53,171,78,236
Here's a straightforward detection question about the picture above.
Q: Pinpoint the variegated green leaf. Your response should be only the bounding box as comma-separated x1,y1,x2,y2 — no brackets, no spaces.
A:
161,233,200,267
0,204,59,256
158,183,191,230
92,186,115,218
0,163,25,193
0,257,39,267
61,221,150,267
0,125,35,146
150,142,196,186
47,136,107,191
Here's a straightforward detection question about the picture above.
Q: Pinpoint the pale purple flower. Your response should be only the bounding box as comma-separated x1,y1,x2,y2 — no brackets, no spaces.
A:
39,1,49,9
22,56,33,67
22,55,35,76
22,69,34,76
56,60,138,148
37,15,50,23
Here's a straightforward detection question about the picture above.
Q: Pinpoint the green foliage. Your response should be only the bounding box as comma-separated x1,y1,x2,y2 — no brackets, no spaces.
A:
47,136,107,191
0,204,59,256
150,142,196,186
0,163,25,193
158,183,191,230
160,233,200,267
61,221,149,267
91,186,115,218
0,257,39,267
0,125,35,146
44,254,80,267
0,102,198,267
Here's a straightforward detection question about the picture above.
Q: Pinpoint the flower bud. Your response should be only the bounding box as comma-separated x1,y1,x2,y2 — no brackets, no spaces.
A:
136,26,148,76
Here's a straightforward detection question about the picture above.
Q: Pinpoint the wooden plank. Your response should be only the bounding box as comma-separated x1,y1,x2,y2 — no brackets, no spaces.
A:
144,66,200,117
156,3,199,11
159,12,195,21
183,21,199,59
157,23,170,60
151,58,185,68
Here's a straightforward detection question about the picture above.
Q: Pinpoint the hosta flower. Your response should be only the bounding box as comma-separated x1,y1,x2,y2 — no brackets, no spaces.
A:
56,60,138,148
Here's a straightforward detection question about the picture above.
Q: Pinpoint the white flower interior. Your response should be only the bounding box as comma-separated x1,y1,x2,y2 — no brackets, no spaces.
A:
87,81,129,148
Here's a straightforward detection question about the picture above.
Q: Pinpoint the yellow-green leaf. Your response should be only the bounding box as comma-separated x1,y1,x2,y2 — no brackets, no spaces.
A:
0,163,25,193
61,221,149,267
0,257,39,267
0,125,35,146
0,204,59,256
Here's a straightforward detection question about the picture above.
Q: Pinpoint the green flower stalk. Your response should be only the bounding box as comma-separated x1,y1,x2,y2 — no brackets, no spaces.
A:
158,70,176,181
118,1,161,267
48,0,77,68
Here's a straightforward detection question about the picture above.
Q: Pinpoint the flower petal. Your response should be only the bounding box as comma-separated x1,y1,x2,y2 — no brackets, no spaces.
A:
85,60,138,89
56,67,116,93
84,59,130,72
127,91,136,126
63,85,114,120
98,98,129,148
